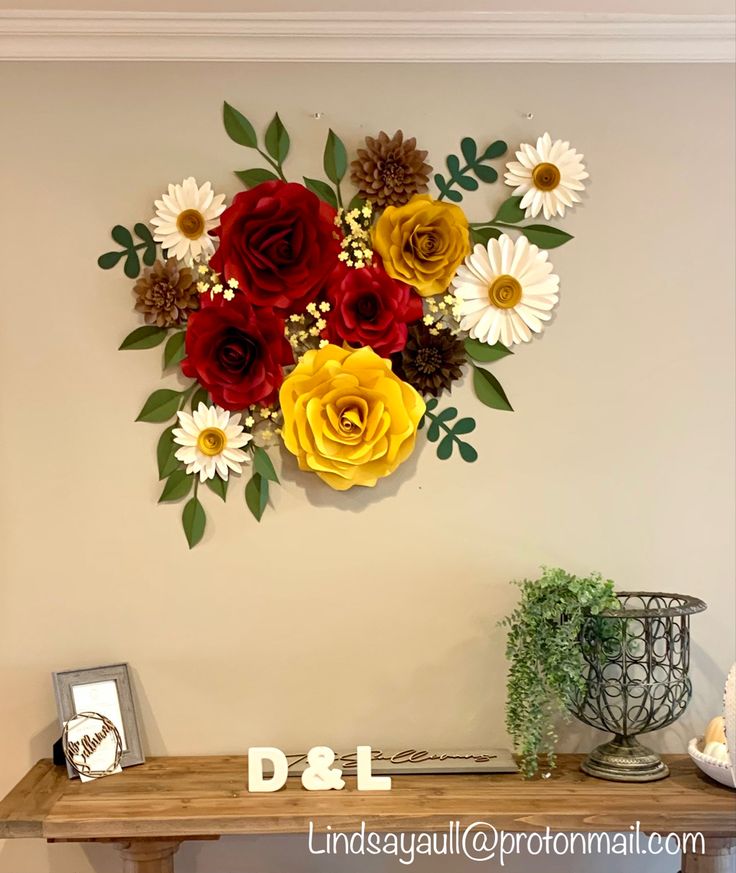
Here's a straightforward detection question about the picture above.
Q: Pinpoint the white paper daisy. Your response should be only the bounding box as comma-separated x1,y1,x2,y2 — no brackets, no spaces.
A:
504,133,588,220
150,177,226,263
173,403,252,482
452,234,559,347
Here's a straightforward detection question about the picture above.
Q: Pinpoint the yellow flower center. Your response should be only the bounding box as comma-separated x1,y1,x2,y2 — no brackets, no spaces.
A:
532,162,561,191
488,275,522,309
339,407,364,435
176,208,206,240
197,427,226,457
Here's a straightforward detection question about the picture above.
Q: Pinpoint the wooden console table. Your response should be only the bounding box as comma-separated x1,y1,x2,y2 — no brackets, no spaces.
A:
1,755,734,872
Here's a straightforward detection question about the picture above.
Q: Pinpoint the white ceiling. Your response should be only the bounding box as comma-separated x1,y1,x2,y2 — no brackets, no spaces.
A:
2,0,734,12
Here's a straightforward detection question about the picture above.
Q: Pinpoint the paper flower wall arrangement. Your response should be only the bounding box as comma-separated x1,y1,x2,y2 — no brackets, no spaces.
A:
98,108,588,547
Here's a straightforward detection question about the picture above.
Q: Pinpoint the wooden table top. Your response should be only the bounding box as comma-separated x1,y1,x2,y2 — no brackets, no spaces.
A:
1,756,734,842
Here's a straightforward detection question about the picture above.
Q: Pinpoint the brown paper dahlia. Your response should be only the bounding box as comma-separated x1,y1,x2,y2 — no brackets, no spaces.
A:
350,130,432,208
134,258,198,328
399,324,466,397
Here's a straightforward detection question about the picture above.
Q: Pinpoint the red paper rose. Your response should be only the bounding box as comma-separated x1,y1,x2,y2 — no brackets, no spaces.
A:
210,181,339,315
181,292,293,411
323,259,424,357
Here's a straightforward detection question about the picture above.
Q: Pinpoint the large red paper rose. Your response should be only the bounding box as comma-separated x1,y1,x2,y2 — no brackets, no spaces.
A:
210,181,339,315
181,292,293,411
323,259,424,357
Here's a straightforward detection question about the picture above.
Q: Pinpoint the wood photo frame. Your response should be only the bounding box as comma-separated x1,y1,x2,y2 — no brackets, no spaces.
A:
52,663,144,777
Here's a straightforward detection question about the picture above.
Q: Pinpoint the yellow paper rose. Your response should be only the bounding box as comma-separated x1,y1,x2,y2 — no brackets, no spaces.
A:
279,344,426,491
372,194,470,297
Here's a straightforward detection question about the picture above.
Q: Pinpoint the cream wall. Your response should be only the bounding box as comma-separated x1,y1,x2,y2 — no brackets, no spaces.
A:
0,61,733,873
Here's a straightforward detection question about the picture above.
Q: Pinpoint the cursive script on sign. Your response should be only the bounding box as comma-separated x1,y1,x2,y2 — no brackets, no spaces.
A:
281,747,514,775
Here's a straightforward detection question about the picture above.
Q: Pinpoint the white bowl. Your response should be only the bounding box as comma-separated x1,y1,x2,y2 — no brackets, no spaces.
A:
688,737,736,789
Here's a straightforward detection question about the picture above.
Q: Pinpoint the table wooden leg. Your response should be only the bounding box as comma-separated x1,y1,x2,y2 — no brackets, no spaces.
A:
682,838,736,873
119,840,181,873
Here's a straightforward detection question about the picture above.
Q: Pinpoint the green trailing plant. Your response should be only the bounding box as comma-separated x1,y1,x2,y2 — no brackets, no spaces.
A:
501,567,618,778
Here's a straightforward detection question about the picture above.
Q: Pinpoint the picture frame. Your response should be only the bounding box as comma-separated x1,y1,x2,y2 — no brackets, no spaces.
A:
52,663,144,777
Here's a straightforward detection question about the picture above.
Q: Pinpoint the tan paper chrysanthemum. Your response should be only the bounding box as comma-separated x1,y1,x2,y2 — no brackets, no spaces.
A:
133,258,198,328
350,130,432,208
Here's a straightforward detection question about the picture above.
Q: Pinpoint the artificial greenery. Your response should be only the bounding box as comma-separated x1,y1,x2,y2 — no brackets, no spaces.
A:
501,567,618,778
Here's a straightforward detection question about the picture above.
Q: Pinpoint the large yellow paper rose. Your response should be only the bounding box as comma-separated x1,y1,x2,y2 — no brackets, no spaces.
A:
279,344,426,491
372,194,470,297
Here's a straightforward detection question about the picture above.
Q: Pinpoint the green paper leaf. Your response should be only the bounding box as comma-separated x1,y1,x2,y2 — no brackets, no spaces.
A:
323,129,348,185
437,433,454,461
303,177,338,208
136,388,182,423
182,496,206,548
245,472,269,521
464,337,513,363
473,366,514,412
206,475,228,501
111,225,133,248
253,446,279,483
141,244,157,267
495,196,526,224
446,154,461,175
425,397,439,412
481,140,507,160
124,250,140,279
235,168,279,188
458,441,479,462
119,325,168,351
157,425,180,480
435,407,458,424
452,417,477,435
347,194,365,211
223,102,258,148
190,386,209,410
265,112,289,163
159,469,193,503
457,175,479,191
163,330,186,369
460,137,477,164
520,225,574,250
134,222,153,244
98,250,124,270
470,226,501,246
474,164,498,184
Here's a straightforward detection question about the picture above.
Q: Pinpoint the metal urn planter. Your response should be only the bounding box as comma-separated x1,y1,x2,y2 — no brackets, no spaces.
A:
570,592,707,782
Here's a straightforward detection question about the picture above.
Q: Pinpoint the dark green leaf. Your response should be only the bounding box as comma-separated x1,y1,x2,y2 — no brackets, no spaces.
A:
474,164,498,184
157,425,180,480
435,407,458,424
481,140,507,160
97,250,124,270
123,250,140,279
223,102,258,148
303,177,338,208
495,196,525,224
142,242,157,267
426,417,441,442
111,225,133,247
163,331,186,369
458,440,479,462
446,154,461,175
253,446,279,483
264,112,289,163
119,325,168,351
520,225,574,250
235,168,279,188
134,223,153,244
245,472,269,521
425,397,439,412
206,475,228,501
159,469,193,503
472,366,514,412
460,137,477,164
443,188,463,203
452,417,476,435
136,388,182,423
437,433,454,461
470,226,501,246
190,386,209,410
323,129,348,185
465,337,513,363
456,175,479,191
182,496,206,548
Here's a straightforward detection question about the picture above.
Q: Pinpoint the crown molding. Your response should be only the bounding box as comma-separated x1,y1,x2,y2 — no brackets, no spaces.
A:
0,10,734,63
